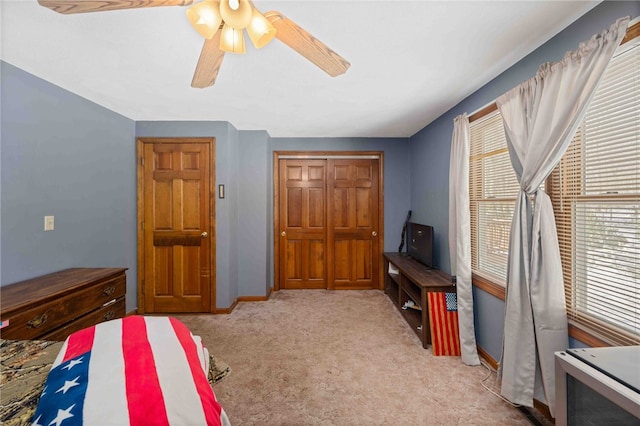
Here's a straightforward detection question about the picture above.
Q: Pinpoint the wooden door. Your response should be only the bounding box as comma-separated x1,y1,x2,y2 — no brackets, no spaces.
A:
279,159,327,289
276,154,382,290
137,138,215,313
327,159,379,289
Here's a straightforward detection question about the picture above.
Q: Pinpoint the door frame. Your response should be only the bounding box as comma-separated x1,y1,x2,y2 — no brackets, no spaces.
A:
136,137,217,314
273,151,385,291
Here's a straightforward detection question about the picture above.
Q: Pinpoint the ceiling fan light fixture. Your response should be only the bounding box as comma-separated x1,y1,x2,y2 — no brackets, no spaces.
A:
186,0,222,39
247,8,276,49
219,0,252,29
220,24,246,54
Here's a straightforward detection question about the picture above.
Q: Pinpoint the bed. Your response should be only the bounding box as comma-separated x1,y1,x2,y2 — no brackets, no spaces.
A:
0,316,230,426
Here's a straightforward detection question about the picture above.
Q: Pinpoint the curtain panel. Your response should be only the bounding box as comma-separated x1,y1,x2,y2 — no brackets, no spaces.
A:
496,17,630,417
449,113,480,366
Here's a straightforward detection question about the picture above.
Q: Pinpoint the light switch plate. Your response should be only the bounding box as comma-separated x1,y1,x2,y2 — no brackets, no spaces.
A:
44,215,54,231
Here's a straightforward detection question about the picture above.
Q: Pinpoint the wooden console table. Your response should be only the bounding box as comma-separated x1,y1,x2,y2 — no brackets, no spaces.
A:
382,252,455,349
0,268,127,341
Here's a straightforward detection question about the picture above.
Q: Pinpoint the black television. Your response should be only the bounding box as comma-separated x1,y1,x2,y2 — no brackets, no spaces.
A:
407,222,434,268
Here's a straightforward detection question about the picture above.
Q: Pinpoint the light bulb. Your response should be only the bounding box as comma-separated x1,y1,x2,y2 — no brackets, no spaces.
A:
219,24,246,54
186,0,222,39
219,0,252,29
247,8,276,49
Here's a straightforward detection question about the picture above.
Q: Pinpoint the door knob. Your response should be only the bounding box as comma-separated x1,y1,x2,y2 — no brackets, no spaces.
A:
201,231,208,238
281,231,286,237
372,231,378,237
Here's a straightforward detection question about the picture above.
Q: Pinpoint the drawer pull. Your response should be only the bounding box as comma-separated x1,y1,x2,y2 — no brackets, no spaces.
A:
27,313,48,329
103,286,116,296
103,310,116,321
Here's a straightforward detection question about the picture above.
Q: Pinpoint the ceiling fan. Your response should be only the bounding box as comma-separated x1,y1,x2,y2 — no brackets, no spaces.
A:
37,0,351,88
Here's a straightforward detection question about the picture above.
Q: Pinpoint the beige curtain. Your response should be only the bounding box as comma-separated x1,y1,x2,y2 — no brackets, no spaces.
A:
496,17,629,417
449,114,480,366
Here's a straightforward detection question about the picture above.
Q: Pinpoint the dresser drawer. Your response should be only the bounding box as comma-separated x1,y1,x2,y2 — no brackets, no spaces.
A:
1,274,126,340
41,298,126,341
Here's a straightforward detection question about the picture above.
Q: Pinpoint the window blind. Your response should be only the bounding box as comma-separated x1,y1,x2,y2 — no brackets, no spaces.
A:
549,37,640,345
469,22,640,346
469,111,518,285
469,22,640,345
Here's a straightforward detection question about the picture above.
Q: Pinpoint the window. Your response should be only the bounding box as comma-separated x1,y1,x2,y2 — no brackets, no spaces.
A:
468,22,640,346
549,35,640,345
469,110,516,286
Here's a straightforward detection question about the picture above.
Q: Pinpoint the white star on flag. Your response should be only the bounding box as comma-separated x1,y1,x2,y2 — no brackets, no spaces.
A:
62,357,84,371
55,376,81,395
48,403,75,426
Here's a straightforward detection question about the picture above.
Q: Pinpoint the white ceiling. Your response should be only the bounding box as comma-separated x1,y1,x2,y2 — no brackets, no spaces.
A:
1,0,601,137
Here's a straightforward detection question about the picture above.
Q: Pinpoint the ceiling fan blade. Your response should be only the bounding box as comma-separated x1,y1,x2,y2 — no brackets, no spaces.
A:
264,11,350,77
37,0,192,14
191,32,226,89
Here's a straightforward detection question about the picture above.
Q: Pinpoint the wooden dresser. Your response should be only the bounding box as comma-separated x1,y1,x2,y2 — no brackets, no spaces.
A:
0,268,127,341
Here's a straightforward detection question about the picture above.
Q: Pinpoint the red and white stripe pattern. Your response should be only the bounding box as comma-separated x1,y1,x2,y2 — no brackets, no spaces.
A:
34,316,227,426
427,292,461,356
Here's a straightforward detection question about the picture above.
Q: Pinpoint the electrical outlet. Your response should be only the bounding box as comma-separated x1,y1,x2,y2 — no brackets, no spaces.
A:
44,215,54,231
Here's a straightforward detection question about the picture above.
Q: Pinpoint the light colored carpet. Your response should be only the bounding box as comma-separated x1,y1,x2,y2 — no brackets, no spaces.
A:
176,290,537,425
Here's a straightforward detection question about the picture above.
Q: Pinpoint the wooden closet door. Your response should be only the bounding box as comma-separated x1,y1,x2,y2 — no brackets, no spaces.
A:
327,159,379,289
139,139,213,313
279,159,327,289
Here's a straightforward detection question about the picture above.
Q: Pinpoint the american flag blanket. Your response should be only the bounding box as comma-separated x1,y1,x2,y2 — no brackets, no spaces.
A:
31,316,230,426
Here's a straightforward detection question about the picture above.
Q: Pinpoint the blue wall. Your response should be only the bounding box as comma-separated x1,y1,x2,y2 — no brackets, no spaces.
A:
409,118,452,271
238,130,272,297
1,61,138,310
0,66,411,311
409,1,640,359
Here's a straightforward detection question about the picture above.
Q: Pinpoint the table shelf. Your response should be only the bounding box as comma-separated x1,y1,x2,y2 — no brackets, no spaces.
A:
383,252,455,349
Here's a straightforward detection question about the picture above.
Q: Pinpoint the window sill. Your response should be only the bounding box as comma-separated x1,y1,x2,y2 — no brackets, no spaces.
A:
471,275,617,348
568,323,613,348
472,274,505,300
